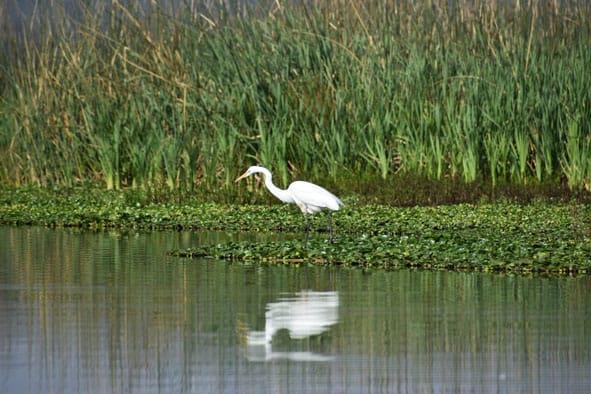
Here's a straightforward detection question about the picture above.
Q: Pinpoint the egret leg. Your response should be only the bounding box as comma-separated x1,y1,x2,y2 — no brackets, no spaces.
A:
328,212,334,243
304,215,311,243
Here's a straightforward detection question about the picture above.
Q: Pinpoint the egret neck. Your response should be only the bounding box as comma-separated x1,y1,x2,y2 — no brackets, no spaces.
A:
258,167,294,204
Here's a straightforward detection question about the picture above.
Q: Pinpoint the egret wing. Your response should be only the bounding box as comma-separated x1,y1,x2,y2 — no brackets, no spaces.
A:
287,181,342,211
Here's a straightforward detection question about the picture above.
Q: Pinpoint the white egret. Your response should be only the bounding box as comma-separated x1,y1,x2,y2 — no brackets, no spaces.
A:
235,166,343,240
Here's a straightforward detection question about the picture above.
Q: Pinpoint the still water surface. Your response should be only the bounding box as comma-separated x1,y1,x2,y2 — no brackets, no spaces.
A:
1,226,590,393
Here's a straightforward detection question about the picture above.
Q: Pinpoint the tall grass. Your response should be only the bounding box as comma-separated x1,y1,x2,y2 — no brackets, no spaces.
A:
1,0,590,196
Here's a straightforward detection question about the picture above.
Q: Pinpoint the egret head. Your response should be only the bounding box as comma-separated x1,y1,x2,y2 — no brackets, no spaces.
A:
235,166,267,182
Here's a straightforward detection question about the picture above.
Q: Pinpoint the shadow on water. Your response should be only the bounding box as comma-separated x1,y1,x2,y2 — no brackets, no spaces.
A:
1,226,591,393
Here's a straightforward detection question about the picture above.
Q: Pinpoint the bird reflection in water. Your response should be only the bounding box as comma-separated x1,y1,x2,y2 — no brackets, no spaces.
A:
243,291,339,362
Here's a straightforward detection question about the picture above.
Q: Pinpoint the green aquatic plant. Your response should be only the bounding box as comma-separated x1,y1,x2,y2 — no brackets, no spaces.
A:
1,1,591,193
168,231,591,276
1,187,590,276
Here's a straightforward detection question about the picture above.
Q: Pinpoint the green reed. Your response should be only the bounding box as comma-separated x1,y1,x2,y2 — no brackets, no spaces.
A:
1,0,590,197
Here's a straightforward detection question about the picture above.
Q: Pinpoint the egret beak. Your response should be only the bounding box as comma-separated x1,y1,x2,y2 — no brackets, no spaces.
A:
234,171,249,183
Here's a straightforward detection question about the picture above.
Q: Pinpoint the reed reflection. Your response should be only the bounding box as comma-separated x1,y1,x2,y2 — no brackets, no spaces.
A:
244,290,339,362
1,226,591,394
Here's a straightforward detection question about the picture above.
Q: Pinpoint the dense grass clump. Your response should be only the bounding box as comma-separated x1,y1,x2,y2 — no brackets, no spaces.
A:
1,1,591,199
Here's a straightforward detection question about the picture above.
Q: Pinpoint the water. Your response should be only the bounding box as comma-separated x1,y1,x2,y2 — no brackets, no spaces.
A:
1,226,590,393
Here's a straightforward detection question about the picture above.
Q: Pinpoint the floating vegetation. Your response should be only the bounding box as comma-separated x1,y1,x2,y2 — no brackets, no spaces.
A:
2,188,589,276
169,232,591,276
